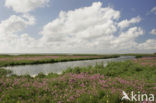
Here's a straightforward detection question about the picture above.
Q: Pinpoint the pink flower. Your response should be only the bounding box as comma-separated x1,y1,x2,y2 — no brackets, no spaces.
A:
80,83,85,87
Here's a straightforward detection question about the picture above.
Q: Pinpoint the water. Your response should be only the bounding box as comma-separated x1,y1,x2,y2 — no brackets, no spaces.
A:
4,56,135,76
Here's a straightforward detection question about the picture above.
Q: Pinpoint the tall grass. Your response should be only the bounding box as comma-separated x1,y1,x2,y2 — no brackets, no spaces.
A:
64,61,156,83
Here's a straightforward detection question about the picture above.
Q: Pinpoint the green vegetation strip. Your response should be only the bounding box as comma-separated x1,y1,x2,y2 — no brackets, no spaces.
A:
0,60,155,103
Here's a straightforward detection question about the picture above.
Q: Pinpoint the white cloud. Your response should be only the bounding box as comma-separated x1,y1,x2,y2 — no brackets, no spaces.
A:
40,2,146,53
138,39,156,50
0,15,37,53
0,14,35,34
151,7,156,15
0,2,156,53
0,15,35,38
150,29,156,35
5,0,49,13
40,2,120,49
111,27,144,49
118,16,141,29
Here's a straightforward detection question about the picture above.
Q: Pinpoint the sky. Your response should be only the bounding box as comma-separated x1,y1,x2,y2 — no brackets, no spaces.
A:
0,0,156,54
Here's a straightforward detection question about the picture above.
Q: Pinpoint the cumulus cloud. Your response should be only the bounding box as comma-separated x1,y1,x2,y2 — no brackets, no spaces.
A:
151,7,156,15
0,14,35,34
111,27,144,50
0,2,156,53
150,29,156,35
5,0,49,13
37,3,113,52
0,15,37,53
138,39,156,50
39,2,148,53
40,2,120,49
118,16,141,29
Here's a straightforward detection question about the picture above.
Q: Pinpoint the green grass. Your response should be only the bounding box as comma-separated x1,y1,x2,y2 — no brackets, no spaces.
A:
0,60,155,103
64,60,156,83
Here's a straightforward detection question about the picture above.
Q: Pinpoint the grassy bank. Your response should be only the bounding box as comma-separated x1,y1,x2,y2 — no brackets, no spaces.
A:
0,55,119,67
121,53,156,58
0,58,155,103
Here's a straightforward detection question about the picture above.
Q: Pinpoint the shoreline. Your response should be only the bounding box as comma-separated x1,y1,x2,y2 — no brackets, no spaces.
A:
0,53,155,67
0,55,120,67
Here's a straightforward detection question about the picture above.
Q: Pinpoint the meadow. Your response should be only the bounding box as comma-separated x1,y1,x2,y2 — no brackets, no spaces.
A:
0,56,155,103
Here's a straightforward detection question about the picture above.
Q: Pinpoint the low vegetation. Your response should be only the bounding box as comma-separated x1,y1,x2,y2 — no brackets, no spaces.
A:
0,57,155,103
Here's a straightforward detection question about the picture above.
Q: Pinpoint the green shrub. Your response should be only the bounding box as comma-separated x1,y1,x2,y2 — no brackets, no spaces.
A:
0,68,11,77
36,73,46,78
136,55,142,58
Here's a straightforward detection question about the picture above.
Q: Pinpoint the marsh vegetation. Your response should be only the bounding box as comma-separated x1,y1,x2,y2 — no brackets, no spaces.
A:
0,56,155,103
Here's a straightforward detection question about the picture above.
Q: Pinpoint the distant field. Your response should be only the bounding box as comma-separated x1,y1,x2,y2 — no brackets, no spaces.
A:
133,57,156,66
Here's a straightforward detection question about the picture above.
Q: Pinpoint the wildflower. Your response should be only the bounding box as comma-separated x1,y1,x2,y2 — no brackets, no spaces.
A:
80,83,85,87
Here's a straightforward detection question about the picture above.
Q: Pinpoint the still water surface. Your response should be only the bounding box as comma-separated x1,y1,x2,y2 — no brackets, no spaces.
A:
4,56,135,76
